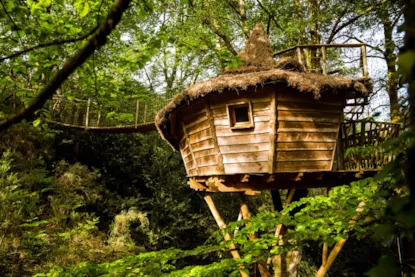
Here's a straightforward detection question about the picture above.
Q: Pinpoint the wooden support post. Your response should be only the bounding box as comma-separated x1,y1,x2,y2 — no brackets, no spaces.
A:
240,201,272,277
315,239,346,277
268,89,277,174
97,106,101,127
85,98,91,129
204,196,249,277
315,201,365,277
144,103,148,123
304,47,311,72
135,100,140,128
267,189,296,265
273,189,296,240
321,46,327,75
322,242,328,266
296,47,303,66
361,44,368,78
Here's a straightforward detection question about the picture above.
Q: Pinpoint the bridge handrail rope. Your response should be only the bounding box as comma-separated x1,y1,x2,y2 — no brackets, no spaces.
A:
47,95,172,133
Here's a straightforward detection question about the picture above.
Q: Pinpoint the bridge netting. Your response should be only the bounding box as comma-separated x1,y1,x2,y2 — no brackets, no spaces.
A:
47,96,171,133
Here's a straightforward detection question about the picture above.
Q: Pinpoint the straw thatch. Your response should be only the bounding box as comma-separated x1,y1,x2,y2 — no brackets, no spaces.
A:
155,23,372,148
274,57,306,72
238,24,275,68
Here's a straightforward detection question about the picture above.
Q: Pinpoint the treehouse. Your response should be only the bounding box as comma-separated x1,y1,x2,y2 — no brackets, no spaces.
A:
155,24,400,194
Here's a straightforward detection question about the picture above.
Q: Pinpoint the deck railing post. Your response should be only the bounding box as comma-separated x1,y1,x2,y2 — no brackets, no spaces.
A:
144,103,147,123
296,47,303,66
85,98,91,129
321,46,327,75
97,105,101,127
135,100,140,128
361,44,368,78
304,47,311,72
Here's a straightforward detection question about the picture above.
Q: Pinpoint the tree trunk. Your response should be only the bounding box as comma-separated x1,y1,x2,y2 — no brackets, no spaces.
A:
403,0,415,264
383,12,400,122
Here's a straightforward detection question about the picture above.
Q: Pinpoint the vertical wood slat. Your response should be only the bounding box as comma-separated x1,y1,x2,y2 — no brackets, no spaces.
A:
182,122,200,175
144,103,148,123
304,47,311,72
296,47,303,66
135,100,140,128
360,121,366,146
330,102,344,170
335,129,344,170
97,106,101,127
205,99,225,174
268,89,277,173
85,98,91,129
361,44,368,78
321,46,327,75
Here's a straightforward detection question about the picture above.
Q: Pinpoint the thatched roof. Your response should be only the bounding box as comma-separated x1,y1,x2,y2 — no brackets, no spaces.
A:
155,24,372,148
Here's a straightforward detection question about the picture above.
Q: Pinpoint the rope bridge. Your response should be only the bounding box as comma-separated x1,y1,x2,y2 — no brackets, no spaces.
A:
47,96,171,133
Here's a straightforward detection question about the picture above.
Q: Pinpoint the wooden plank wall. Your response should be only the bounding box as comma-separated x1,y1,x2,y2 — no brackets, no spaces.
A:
274,86,344,172
176,85,345,177
177,99,219,176
210,87,273,174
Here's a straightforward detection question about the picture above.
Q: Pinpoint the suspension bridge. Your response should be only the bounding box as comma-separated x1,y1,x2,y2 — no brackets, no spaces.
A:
46,95,171,133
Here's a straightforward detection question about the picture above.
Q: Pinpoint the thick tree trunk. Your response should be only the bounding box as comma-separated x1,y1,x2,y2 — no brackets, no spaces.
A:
383,13,400,122
404,1,415,133
403,0,415,264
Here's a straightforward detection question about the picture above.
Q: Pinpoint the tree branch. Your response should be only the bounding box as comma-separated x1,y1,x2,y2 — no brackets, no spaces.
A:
326,1,386,44
327,4,351,44
0,26,99,62
255,0,282,30
391,11,404,28
0,0,22,41
0,0,131,131
207,22,238,56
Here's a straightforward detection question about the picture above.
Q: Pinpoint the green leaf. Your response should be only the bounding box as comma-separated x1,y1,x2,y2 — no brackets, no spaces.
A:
80,1,89,17
33,119,41,127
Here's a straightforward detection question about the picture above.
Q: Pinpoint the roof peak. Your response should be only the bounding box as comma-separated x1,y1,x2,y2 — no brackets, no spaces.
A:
238,23,275,68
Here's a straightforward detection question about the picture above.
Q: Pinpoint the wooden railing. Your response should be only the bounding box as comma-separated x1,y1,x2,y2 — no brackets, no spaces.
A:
274,43,369,78
339,121,401,170
47,96,171,133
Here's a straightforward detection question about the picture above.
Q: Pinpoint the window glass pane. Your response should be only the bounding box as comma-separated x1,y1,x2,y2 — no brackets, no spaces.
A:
234,106,249,122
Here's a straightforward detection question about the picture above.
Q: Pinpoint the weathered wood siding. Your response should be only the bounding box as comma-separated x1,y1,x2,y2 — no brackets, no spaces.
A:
210,87,273,174
176,99,219,176
274,86,344,172
175,85,345,177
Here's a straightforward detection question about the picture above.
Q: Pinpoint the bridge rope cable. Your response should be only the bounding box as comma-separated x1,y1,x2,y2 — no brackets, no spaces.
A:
46,96,171,133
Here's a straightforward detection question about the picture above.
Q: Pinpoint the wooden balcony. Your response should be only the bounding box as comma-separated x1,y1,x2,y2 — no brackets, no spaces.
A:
335,121,401,171
274,43,369,78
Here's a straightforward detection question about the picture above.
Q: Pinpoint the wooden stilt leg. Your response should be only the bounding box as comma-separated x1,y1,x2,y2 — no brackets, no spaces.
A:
240,201,272,277
322,242,328,266
315,201,366,277
315,239,346,277
204,196,249,277
322,187,330,267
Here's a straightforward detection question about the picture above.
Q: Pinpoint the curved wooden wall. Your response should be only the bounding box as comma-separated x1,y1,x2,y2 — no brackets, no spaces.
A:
175,85,345,177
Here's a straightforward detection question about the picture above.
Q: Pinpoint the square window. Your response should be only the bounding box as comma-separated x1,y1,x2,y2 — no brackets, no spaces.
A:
227,102,254,129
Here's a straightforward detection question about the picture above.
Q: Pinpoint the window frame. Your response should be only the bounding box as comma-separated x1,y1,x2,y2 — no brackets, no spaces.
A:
226,100,254,130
